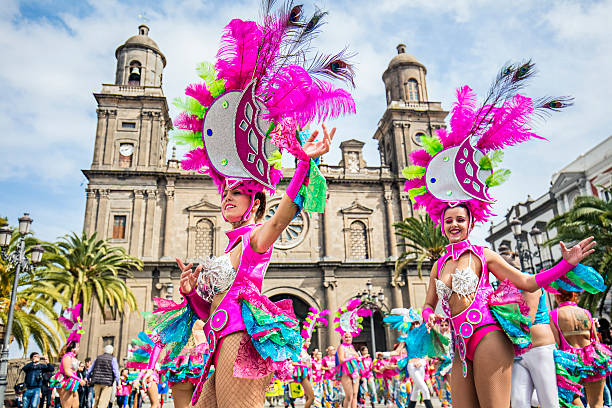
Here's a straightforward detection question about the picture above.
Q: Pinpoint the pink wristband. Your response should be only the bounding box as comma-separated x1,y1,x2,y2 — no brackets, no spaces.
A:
180,288,210,320
422,306,434,323
535,259,574,288
285,160,310,200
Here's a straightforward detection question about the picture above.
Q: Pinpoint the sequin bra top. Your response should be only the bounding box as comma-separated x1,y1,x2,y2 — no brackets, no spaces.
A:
435,253,479,311
196,254,238,302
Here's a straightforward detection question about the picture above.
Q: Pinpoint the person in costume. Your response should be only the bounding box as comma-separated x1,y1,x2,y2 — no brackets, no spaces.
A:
116,369,131,408
501,251,560,408
336,333,360,408
293,338,315,408
142,2,354,407
50,304,86,408
433,319,452,408
311,350,324,408
322,346,339,407
400,60,594,407
549,272,612,408
358,346,376,408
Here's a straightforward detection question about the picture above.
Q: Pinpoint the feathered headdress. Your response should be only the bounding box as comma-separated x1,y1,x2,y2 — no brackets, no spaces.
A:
383,308,421,334
58,304,84,344
333,298,371,337
173,1,356,214
301,307,329,339
403,61,572,225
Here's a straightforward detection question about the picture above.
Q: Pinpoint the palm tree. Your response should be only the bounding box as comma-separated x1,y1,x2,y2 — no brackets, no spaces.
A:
43,232,142,318
0,230,66,356
546,188,612,314
394,215,448,278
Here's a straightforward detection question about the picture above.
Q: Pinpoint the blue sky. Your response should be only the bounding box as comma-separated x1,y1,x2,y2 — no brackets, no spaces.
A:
1,0,611,247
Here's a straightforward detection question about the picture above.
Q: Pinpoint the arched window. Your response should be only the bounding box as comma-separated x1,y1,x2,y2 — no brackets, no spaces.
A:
194,219,214,258
128,61,141,86
414,132,426,146
407,79,419,101
349,221,369,259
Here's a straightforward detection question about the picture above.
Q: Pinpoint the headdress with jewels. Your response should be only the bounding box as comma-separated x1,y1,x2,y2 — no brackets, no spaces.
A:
402,61,572,226
333,298,371,337
172,2,356,219
58,304,84,344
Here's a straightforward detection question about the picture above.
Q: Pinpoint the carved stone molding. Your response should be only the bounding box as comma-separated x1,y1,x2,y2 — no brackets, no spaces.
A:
323,279,338,289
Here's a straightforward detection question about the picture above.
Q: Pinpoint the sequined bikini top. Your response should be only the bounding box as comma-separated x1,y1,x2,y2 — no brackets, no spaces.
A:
435,253,479,304
196,254,237,302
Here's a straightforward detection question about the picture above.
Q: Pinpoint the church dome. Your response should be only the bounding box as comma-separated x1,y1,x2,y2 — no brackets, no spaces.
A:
387,44,425,71
115,25,166,66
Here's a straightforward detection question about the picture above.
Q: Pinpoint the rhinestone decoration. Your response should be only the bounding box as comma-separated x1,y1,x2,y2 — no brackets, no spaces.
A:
466,309,483,325
210,309,229,331
206,129,213,137
460,322,474,338
221,159,228,166
446,191,453,196
222,100,229,109
443,156,449,162
430,178,436,183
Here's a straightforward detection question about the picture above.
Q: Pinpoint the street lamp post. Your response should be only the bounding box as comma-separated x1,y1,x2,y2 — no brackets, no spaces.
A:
509,218,526,271
358,281,386,356
0,214,44,408
529,226,548,269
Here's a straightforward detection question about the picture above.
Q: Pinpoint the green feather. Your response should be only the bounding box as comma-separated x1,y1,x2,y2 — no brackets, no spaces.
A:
208,80,226,99
421,135,444,157
267,150,282,169
169,129,203,148
196,62,216,85
172,96,206,118
479,150,504,171
485,168,511,187
402,165,426,180
408,186,427,201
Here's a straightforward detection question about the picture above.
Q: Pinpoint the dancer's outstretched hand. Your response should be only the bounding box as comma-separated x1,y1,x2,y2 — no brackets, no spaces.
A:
303,124,336,159
425,313,444,330
177,258,202,294
560,236,596,265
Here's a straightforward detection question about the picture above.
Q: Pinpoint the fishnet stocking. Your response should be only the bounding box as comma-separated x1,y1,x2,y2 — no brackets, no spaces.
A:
472,329,514,408
191,332,273,408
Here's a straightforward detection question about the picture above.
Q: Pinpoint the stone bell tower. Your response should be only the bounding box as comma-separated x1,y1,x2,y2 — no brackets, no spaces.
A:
373,44,448,176
89,24,170,173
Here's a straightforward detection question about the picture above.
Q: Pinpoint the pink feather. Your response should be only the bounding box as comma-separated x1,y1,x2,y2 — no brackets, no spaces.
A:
447,86,477,145
174,112,203,133
477,94,545,152
409,149,431,167
215,19,263,91
185,83,214,108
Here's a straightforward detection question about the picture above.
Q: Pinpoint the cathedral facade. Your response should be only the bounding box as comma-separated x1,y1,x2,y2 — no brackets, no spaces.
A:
80,25,448,362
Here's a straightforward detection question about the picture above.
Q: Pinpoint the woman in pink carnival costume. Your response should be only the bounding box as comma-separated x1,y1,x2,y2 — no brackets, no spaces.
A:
145,2,356,407
295,308,329,408
334,299,371,408
50,304,86,408
403,61,596,407
322,345,340,407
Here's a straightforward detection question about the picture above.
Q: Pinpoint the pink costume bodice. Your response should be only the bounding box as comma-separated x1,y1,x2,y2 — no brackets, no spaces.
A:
311,359,323,382
435,240,498,372
360,356,373,379
322,356,336,380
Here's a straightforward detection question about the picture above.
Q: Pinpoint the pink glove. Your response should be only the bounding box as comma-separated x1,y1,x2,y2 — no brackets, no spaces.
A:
535,259,574,288
285,160,310,200
180,288,210,320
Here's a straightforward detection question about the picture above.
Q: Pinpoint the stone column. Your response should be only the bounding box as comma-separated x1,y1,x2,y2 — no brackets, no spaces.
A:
162,182,175,258
139,111,152,168
130,190,145,256
103,110,117,166
92,109,107,166
383,185,398,259
150,112,162,167
96,189,110,237
83,188,98,235
323,275,339,347
143,190,157,259
390,272,405,310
